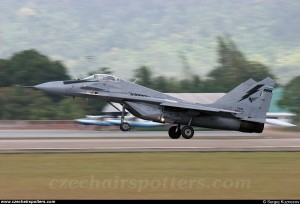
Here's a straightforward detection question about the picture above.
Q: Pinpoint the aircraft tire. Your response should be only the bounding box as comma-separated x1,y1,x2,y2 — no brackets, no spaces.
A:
168,126,181,139
181,126,194,139
120,122,131,131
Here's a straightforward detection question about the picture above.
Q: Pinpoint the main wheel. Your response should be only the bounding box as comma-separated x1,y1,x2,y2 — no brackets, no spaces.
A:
120,122,130,131
181,126,194,139
168,126,181,139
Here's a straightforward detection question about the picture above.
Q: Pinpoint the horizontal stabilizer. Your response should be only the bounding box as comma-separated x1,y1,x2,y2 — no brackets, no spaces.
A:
265,118,296,127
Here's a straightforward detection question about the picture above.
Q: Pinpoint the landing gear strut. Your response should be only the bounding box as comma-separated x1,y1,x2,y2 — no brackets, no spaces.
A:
168,125,194,139
120,104,130,132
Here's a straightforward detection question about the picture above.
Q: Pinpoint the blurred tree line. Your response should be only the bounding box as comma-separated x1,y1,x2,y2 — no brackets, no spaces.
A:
133,36,276,92
279,76,300,123
0,37,299,122
0,49,102,119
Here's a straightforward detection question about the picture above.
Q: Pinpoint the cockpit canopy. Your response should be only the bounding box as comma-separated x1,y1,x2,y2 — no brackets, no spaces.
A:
83,74,120,82
63,74,120,85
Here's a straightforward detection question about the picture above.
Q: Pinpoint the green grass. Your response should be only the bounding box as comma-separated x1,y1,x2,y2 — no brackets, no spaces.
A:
284,126,300,132
0,152,299,199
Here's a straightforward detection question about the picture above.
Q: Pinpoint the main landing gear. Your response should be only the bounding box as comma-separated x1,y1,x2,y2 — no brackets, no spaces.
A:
168,125,194,139
168,125,181,139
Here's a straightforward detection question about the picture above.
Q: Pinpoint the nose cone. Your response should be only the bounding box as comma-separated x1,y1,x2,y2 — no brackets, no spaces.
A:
34,81,65,95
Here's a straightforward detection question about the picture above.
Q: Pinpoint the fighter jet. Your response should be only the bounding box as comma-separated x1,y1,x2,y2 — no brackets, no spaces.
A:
31,74,295,139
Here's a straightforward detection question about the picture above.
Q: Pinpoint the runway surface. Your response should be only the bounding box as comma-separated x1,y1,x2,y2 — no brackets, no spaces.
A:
0,129,299,153
0,130,261,138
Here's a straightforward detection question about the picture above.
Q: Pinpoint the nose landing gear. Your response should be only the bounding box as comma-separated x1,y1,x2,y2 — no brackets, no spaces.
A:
120,104,131,132
120,122,130,131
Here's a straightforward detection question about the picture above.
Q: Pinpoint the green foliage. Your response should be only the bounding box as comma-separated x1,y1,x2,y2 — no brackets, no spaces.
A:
134,66,153,87
0,86,89,120
179,76,205,93
278,76,300,123
0,86,53,119
0,49,70,87
2,1,300,83
0,49,107,120
0,59,9,87
1,36,297,121
83,98,108,115
207,36,276,92
88,67,113,76
56,98,87,119
152,76,169,92
133,66,206,93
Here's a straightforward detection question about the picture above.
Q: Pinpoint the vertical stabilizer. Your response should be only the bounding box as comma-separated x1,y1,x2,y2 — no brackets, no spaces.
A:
214,78,257,104
214,77,275,122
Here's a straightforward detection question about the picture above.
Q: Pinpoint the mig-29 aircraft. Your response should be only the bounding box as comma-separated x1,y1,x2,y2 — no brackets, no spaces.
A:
30,74,295,139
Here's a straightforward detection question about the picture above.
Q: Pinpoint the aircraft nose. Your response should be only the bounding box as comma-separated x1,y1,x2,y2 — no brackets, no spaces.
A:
34,81,65,95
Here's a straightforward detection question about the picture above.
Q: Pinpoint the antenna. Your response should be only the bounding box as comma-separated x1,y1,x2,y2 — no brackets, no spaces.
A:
132,78,139,84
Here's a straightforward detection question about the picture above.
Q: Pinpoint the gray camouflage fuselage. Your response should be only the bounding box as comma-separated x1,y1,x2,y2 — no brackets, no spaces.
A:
34,74,275,133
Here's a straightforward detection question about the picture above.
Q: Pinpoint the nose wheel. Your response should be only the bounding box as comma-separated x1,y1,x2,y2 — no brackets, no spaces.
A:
120,122,130,131
168,125,194,139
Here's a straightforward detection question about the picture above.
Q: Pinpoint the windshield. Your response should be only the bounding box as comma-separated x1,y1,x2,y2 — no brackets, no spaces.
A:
83,75,98,82
96,74,120,82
